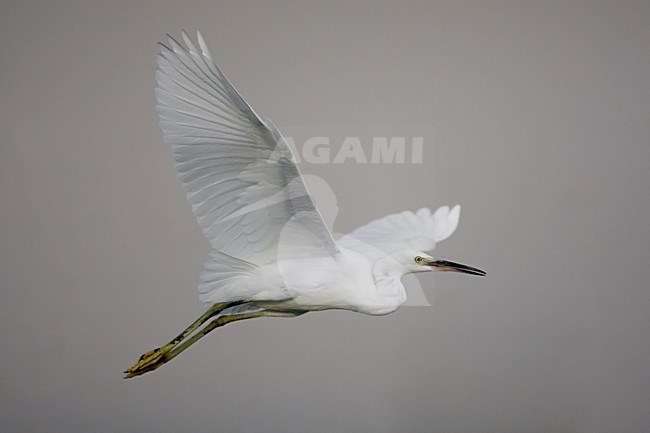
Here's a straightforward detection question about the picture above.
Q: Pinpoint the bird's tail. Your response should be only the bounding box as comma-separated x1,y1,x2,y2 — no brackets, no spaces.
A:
198,250,258,307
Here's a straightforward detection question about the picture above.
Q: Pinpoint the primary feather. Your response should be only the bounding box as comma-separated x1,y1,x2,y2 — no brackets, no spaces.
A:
156,31,337,270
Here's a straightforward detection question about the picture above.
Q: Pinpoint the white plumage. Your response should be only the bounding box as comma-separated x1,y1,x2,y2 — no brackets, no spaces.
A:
125,31,485,378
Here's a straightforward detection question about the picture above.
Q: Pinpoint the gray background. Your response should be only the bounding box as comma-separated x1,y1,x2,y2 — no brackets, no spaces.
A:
2,1,649,432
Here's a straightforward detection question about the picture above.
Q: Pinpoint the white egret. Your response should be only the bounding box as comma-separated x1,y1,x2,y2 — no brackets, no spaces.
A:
125,31,485,378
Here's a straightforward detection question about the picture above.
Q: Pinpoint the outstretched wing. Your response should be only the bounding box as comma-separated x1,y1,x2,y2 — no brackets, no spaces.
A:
338,205,461,263
156,31,337,267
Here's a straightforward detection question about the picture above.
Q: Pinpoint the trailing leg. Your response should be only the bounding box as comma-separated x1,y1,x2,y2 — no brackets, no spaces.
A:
124,300,244,378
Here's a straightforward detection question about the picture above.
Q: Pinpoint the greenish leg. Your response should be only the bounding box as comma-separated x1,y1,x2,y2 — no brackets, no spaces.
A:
124,300,244,378
159,310,296,368
124,307,298,378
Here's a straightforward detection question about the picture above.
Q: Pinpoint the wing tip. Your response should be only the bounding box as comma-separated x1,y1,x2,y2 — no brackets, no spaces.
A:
433,204,461,243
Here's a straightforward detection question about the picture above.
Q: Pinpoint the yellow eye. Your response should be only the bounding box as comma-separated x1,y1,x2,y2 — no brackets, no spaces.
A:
415,256,423,264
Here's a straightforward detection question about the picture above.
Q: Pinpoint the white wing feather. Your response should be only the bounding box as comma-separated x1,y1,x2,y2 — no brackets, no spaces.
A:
338,205,461,263
155,31,337,269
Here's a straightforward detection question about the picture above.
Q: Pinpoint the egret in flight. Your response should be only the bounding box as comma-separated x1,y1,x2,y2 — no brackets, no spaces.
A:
125,31,485,378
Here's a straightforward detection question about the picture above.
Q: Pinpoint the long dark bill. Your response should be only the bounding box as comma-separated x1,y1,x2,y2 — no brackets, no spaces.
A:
427,259,486,276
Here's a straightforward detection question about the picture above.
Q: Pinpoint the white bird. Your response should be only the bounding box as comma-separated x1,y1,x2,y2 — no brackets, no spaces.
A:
125,31,485,378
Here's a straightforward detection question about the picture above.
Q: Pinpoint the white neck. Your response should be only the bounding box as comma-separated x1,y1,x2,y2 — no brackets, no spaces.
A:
361,255,409,315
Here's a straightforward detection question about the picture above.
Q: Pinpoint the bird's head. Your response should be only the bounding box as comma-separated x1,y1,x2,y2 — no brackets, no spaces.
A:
384,249,486,276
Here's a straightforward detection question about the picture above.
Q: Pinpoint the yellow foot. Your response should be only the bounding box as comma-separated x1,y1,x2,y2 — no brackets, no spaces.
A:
124,344,172,378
